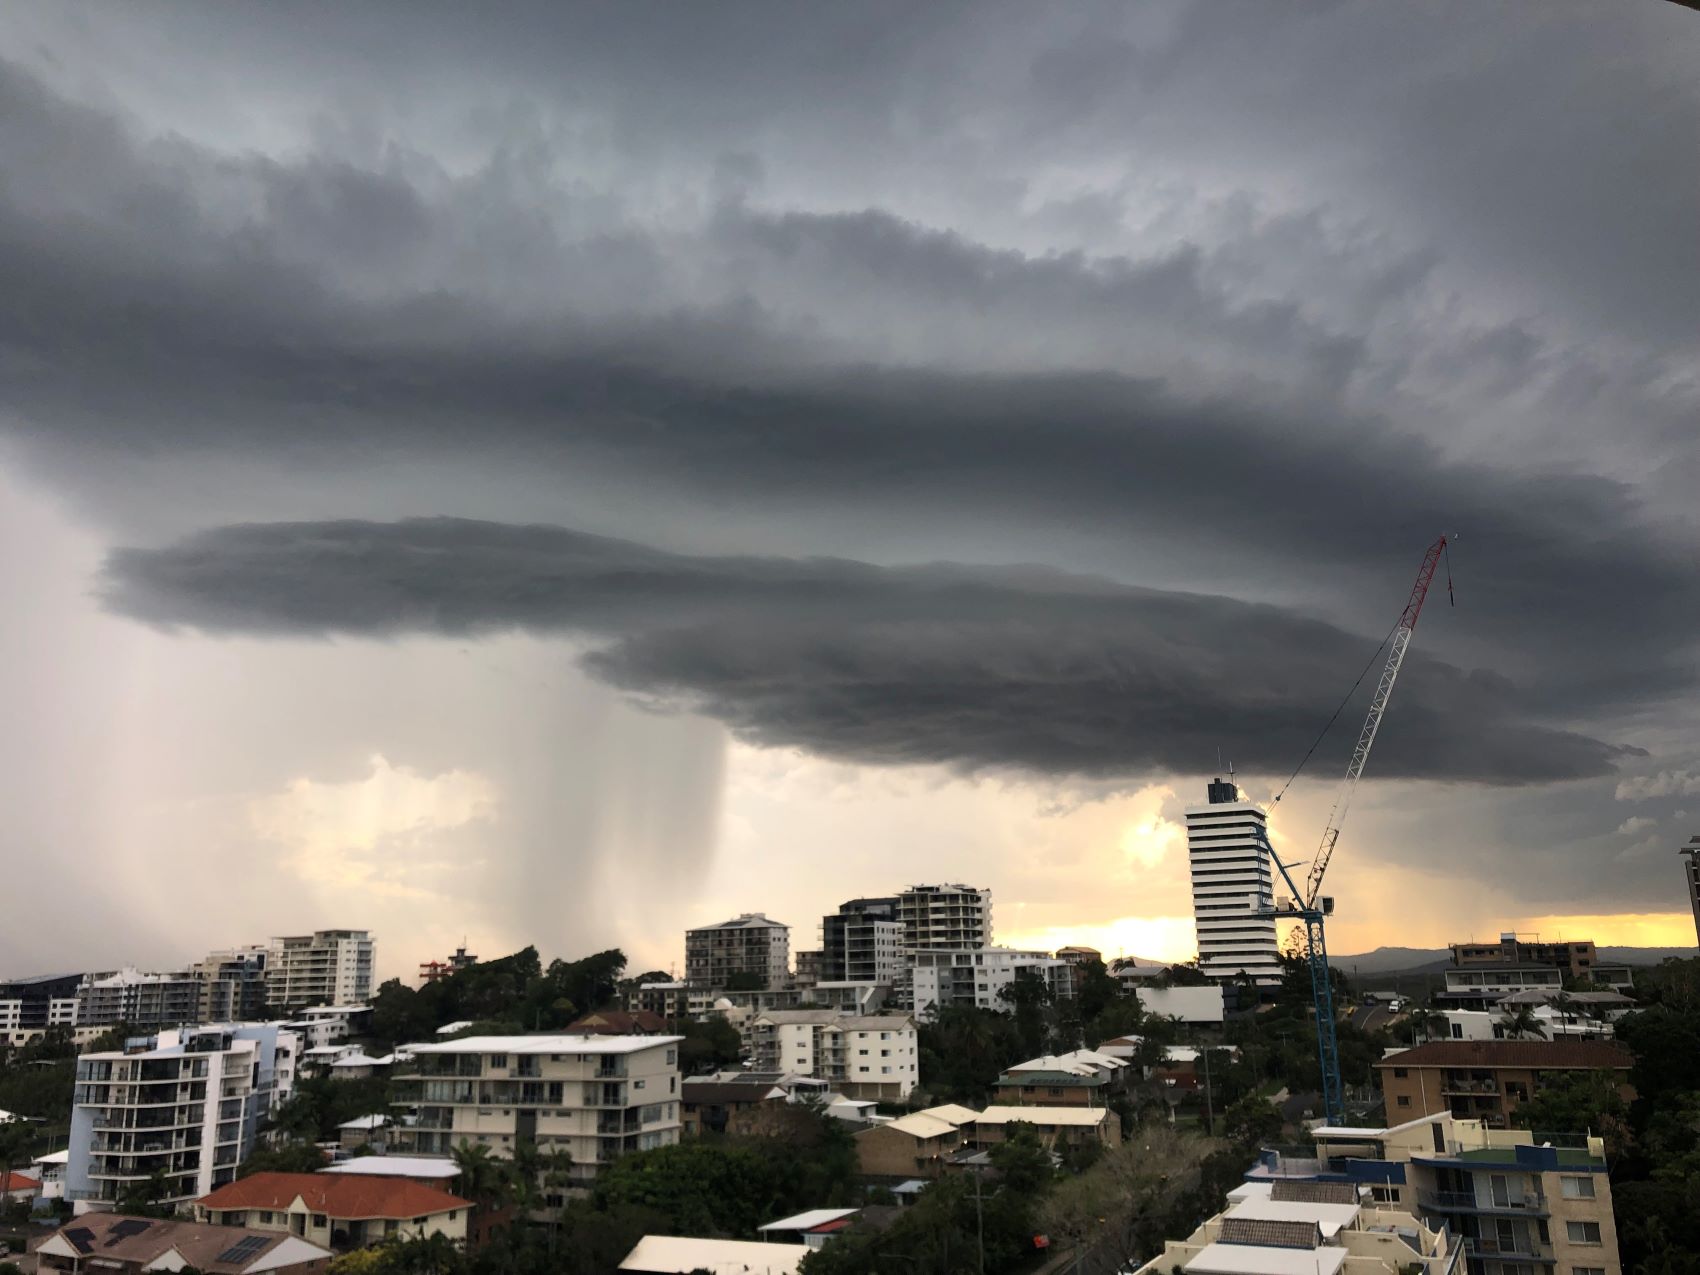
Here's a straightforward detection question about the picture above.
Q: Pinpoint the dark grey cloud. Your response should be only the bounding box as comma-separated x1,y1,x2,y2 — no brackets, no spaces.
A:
101,516,1633,785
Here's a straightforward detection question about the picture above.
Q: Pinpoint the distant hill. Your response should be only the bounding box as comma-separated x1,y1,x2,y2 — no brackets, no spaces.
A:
1331,944,1696,976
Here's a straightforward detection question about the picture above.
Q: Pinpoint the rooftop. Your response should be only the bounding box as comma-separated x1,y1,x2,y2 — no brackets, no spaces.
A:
689,914,789,932
1376,1040,1631,1069
759,1208,861,1234
39,1214,331,1273
319,1156,458,1179
879,1113,961,1139
620,1235,809,1275
974,1106,1110,1126
1185,1241,1347,1275
406,1033,683,1056
198,1171,470,1219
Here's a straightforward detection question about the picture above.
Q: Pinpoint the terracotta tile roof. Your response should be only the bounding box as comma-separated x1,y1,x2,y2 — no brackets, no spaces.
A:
0,1170,39,1192
568,1009,671,1034
197,1171,471,1219
1375,1040,1631,1070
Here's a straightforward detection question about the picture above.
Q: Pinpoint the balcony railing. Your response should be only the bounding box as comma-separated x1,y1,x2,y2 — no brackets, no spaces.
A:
1419,1190,1547,1216
1464,1238,1554,1263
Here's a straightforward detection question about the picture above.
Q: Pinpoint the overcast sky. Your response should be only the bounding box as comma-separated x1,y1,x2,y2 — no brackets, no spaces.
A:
3,2,1697,983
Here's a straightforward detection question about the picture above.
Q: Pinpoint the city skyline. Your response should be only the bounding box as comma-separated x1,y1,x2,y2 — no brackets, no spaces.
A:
2,3,1698,983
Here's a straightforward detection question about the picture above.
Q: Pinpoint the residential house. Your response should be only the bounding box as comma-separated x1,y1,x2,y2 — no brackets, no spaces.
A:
337,1114,391,1153
388,1034,683,1188
746,1010,919,1100
968,1106,1119,1151
196,1172,472,1252
758,1208,863,1250
679,1077,787,1136
36,1214,332,1275
1129,1180,1459,1275
1375,1040,1633,1128
567,1009,671,1036
994,1049,1129,1106
1,1169,40,1201
33,1148,70,1199
854,1112,964,1180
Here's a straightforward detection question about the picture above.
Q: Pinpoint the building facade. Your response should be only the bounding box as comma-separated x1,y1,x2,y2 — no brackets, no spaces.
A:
196,1172,473,1252
1375,1040,1633,1128
896,884,992,951
192,947,271,1023
1448,934,1632,991
77,968,203,1030
388,1034,683,1188
684,915,790,990
0,973,83,1047
67,1024,299,1209
1184,778,1282,986
906,947,1075,1019
820,898,904,985
746,1010,919,1100
265,931,375,1009
1680,834,1700,946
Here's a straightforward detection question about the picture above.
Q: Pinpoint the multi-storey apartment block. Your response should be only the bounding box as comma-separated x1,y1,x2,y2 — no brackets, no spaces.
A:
906,947,1075,1019
1184,777,1282,986
1681,834,1700,946
388,1034,683,1188
820,898,904,985
76,968,203,1030
1253,1111,1623,1275
746,1010,918,1100
0,973,83,1047
684,915,790,990
191,947,271,1022
67,1024,299,1209
1447,933,1632,996
896,884,992,951
265,931,375,1009
1375,1040,1632,1128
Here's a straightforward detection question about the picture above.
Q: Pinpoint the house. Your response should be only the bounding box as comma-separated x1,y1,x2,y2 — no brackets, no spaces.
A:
1251,1110,1624,1275
327,1051,390,1081
33,1148,69,1199
758,1208,862,1250
196,1172,471,1252
566,1009,671,1036
619,1235,810,1275
36,1214,332,1274
1375,1040,1633,1127
337,1114,391,1153
679,1077,787,1136
1,1169,40,1201
1151,1044,1241,1091
968,1105,1119,1150
854,1112,963,1180
1128,1180,1457,1275
995,1049,1129,1106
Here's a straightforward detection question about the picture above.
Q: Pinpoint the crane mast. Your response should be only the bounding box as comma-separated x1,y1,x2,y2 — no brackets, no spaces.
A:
1264,535,1450,1125
1303,536,1449,908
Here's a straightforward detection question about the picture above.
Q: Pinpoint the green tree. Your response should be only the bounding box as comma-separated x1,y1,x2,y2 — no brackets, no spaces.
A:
1512,1069,1630,1157
1497,1005,1547,1040
238,1141,329,1177
451,1143,510,1209
1222,1092,1283,1148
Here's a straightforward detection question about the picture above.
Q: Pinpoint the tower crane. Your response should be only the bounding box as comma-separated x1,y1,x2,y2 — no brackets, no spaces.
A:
1262,535,1451,1125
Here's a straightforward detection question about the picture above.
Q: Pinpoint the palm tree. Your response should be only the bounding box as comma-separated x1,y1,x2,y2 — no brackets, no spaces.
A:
1498,1005,1548,1041
1411,1009,1450,1043
450,1142,507,1209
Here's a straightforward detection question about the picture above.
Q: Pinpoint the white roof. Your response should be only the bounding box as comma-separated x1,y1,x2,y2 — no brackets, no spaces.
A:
330,1052,384,1068
620,1235,810,1275
304,1045,352,1057
250,1235,339,1271
974,1106,1110,1126
33,1149,70,1165
1226,1181,1274,1202
338,1114,390,1130
1312,1126,1386,1139
1228,1196,1361,1237
915,1103,979,1126
1186,1242,1349,1275
408,1033,683,1055
435,1020,475,1035
319,1156,458,1179
759,1208,860,1233
881,1113,960,1139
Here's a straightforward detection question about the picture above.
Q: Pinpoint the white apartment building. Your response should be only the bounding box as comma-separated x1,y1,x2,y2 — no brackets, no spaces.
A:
389,1034,684,1188
265,930,375,1009
746,1011,919,1100
907,948,1075,1020
897,884,992,950
1185,778,1282,986
67,1023,299,1209
820,898,905,985
685,915,790,990
0,973,82,1047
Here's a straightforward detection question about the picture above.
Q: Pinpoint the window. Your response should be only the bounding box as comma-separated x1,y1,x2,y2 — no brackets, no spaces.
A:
313,1214,328,1228
1393,1067,1409,1079
634,1078,645,1090
259,1211,273,1224
489,1054,507,1068
1573,1267,1606,1275
1560,1176,1596,1199
1396,1096,1411,1108
1369,1185,1399,1204
666,1049,677,1065
1566,1222,1602,1245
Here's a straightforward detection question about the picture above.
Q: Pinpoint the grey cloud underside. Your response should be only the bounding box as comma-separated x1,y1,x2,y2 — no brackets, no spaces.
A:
101,517,1632,785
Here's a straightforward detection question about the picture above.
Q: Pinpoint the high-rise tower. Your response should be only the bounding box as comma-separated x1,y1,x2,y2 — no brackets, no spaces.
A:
1681,834,1700,946
1184,777,1282,985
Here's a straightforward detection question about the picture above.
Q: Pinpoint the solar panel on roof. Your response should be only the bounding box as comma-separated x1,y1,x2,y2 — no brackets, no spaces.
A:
214,1234,272,1264
64,1226,95,1254
109,1218,152,1241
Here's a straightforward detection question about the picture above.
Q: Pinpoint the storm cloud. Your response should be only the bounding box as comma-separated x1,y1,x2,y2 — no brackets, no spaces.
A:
102,517,1630,784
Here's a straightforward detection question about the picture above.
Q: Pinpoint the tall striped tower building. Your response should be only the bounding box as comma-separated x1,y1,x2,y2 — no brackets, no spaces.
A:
1185,777,1283,986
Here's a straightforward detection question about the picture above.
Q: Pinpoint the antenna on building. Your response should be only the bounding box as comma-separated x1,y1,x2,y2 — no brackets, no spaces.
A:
1227,759,1237,797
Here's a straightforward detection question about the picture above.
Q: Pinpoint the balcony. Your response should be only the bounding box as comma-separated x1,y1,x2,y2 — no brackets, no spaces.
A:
1464,1238,1555,1265
1419,1190,1548,1217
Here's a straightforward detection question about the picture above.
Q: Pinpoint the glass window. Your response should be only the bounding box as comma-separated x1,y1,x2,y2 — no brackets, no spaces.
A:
1566,1221,1602,1245
1573,1267,1606,1275
489,1054,507,1068
1560,1176,1596,1199
1393,1067,1408,1079
1396,1096,1411,1107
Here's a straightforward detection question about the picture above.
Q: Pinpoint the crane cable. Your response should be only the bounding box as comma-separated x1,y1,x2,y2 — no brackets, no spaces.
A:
1266,614,1402,811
